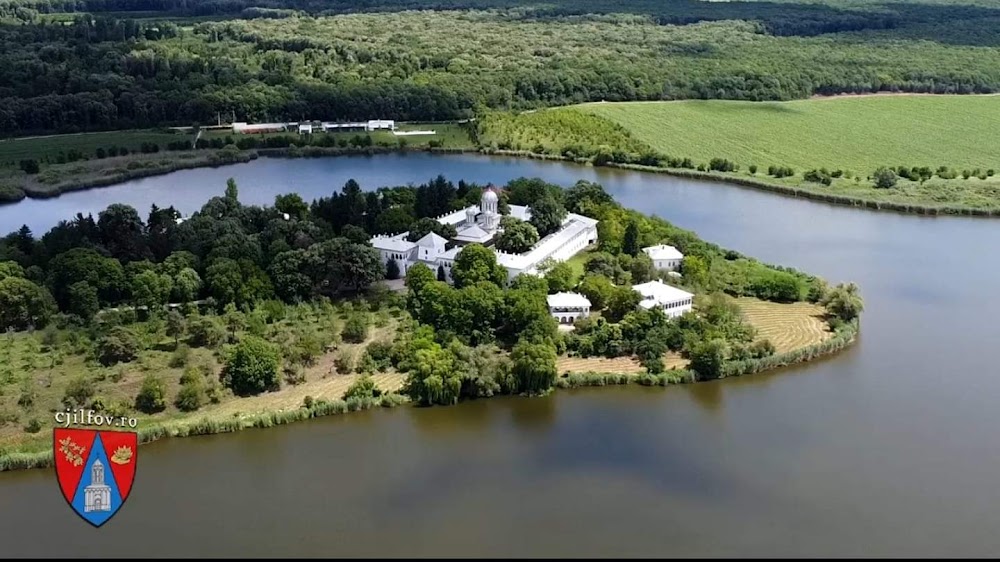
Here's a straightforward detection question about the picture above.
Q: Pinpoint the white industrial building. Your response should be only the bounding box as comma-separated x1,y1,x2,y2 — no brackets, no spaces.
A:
366,119,395,131
232,122,287,134
371,186,598,283
298,123,313,135
547,292,592,324
643,244,684,271
632,280,694,318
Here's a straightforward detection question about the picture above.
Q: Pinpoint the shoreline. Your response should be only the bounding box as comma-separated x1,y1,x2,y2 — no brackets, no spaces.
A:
2,145,997,217
0,319,858,473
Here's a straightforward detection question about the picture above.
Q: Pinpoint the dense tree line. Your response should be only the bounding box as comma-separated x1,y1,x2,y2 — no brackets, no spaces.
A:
3,3,1000,135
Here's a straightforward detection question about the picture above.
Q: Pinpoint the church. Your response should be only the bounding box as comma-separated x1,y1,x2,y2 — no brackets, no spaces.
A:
371,186,599,282
84,459,112,513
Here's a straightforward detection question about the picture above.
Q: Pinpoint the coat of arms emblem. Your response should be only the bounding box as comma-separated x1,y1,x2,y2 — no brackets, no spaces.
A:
53,428,137,527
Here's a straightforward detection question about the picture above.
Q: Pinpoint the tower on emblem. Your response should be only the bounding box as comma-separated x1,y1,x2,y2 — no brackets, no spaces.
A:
84,459,112,513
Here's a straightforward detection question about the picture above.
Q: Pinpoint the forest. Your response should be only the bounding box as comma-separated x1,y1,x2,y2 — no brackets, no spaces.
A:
1,0,1000,135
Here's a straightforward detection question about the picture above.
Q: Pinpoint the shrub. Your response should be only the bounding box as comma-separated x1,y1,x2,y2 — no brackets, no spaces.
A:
62,376,95,408
283,364,306,385
343,374,382,400
511,340,558,395
342,314,369,343
750,339,776,358
222,336,281,396
748,164,757,174
334,350,355,374
168,344,191,368
175,381,205,412
96,327,140,366
24,418,41,433
135,375,167,414
188,315,225,348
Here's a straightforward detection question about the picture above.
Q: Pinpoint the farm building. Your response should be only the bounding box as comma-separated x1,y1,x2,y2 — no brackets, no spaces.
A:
632,280,693,318
322,122,367,132
370,186,598,282
643,244,684,271
547,292,592,324
298,123,313,135
232,122,288,134
367,119,396,131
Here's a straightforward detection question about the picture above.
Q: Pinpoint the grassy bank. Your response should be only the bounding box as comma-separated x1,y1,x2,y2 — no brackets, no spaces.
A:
0,129,190,169
478,97,1000,215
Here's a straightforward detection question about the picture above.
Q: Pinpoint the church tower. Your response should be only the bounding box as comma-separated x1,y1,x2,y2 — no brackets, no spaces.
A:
481,186,499,231
84,459,112,513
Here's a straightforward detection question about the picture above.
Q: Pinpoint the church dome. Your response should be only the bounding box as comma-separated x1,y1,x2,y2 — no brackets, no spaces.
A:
482,188,498,204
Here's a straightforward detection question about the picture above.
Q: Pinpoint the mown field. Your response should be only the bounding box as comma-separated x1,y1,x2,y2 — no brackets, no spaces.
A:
556,298,833,375
577,96,1000,173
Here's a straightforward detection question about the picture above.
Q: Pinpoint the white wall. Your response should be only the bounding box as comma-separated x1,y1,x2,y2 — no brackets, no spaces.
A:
549,307,590,324
654,258,682,271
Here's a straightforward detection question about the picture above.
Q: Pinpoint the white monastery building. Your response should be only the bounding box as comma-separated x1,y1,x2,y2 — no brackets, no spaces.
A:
547,292,592,324
642,244,684,271
371,186,598,282
633,280,694,318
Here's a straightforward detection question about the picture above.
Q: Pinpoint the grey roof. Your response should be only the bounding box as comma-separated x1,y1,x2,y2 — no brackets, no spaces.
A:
454,224,492,243
416,232,449,250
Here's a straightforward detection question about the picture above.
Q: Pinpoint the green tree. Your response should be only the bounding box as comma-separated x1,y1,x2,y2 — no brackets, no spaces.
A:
403,342,461,406
604,286,642,323
274,193,308,220
135,375,167,414
578,274,614,310
131,269,172,312
342,314,369,343
528,196,567,237
223,336,281,396
0,277,55,330
544,261,576,293
873,166,898,189
386,258,401,280
223,302,245,340
689,339,727,381
622,220,640,256
681,256,710,289
225,178,239,202
511,340,558,394
97,327,140,366
821,282,864,322
629,253,656,284
494,219,539,253
172,268,202,303
452,244,507,288
0,261,25,280
166,309,186,347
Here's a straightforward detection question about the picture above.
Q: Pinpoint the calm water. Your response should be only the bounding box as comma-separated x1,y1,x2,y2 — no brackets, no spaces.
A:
2,154,999,557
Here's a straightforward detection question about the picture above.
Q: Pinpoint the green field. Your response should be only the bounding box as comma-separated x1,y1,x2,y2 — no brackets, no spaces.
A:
0,130,189,168
577,96,1000,173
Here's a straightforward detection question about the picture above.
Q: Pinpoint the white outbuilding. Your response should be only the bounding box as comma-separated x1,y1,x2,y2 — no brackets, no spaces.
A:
547,292,592,324
643,244,684,271
632,280,693,318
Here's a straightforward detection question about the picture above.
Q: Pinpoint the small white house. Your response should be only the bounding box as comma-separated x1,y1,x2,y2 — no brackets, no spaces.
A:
298,123,313,135
547,292,591,324
632,280,693,318
643,244,684,271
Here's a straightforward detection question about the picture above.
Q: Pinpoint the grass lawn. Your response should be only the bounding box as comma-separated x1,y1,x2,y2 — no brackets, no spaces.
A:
577,96,1000,173
0,130,189,169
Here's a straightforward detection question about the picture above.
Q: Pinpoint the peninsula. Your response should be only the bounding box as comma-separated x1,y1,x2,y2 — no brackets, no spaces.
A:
0,175,861,471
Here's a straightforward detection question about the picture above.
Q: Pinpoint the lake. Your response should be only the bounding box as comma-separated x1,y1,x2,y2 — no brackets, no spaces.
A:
1,153,999,556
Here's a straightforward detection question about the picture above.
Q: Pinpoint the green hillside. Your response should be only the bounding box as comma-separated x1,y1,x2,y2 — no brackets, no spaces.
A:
577,96,1000,173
